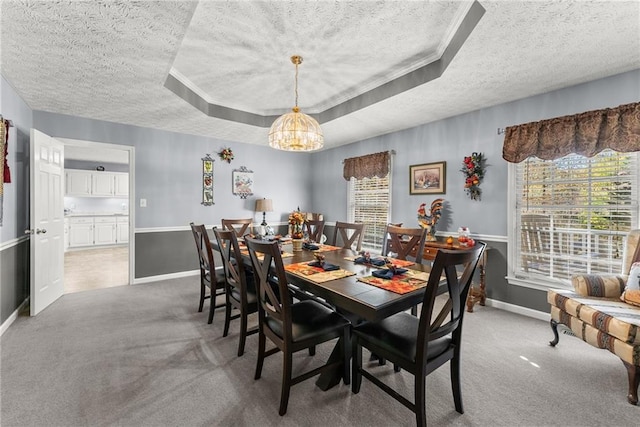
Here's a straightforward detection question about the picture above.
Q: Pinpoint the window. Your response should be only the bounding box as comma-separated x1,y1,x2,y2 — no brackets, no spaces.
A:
348,173,391,252
508,149,639,289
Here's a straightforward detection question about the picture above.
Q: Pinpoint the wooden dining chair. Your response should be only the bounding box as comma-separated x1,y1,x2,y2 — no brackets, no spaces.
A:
213,227,259,356
304,219,325,243
189,223,226,324
244,237,351,416
221,218,253,238
382,224,427,262
352,242,486,427
332,221,365,251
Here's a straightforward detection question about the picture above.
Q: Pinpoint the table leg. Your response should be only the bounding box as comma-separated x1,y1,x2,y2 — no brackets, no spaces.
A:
466,250,487,313
315,337,346,391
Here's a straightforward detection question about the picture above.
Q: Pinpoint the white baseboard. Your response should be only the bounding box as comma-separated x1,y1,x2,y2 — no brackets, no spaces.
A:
1,297,29,336
486,298,550,321
133,269,199,284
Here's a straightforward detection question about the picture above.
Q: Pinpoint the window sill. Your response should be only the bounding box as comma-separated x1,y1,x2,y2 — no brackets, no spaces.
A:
506,275,571,292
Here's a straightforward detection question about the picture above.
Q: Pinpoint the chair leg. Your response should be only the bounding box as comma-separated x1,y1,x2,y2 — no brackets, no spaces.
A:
351,338,362,393
308,345,316,356
279,351,293,416
207,293,215,324
255,329,265,380
394,364,401,372
223,302,232,337
415,375,427,427
549,319,560,346
451,353,464,413
237,309,248,357
411,305,418,316
198,280,205,312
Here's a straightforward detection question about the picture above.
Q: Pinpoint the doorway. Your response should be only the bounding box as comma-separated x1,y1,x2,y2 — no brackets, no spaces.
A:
60,138,134,294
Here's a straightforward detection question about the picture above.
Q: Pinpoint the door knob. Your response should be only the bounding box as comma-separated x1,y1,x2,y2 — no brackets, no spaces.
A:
37,228,47,234
24,229,34,234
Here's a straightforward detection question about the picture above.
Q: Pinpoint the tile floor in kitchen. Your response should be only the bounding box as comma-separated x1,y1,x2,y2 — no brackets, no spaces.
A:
64,246,129,294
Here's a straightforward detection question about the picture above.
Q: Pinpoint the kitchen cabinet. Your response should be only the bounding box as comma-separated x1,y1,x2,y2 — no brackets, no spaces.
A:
65,170,92,196
65,170,129,197
68,217,94,247
116,216,129,244
67,215,129,248
94,217,117,245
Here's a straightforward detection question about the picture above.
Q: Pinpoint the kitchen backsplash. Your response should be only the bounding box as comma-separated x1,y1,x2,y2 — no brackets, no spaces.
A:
65,196,128,213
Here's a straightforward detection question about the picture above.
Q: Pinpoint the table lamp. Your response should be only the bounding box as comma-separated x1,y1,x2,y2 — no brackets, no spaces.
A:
255,198,273,235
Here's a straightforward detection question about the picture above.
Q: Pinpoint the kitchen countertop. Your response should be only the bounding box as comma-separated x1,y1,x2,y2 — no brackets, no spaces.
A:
65,212,129,217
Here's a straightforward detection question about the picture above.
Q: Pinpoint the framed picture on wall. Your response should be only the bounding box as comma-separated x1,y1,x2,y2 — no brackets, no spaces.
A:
409,161,446,195
201,154,214,206
232,166,254,199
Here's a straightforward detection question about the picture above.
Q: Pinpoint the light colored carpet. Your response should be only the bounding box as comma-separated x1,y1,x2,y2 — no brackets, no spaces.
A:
1,277,638,426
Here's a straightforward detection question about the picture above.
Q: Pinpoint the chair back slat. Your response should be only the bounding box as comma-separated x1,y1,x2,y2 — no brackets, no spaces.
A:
305,219,325,243
222,218,253,238
417,242,486,358
382,225,427,263
333,221,365,251
245,238,290,325
213,227,247,295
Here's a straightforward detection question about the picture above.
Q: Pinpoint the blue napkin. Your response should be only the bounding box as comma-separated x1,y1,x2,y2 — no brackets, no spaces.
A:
354,257,386,266
308,261,340,271
372,268,407,279
303,242,320,250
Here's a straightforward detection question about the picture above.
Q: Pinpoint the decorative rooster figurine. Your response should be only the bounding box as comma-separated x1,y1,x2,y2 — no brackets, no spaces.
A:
417,198,444,241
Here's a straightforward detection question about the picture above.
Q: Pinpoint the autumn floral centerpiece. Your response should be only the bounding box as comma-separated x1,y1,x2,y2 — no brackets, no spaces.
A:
288,209,305,239
218,147,234,163
460,152,486,201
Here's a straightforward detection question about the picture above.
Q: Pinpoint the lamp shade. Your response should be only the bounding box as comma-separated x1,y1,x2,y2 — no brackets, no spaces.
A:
255,198,273,212
268,108,324,152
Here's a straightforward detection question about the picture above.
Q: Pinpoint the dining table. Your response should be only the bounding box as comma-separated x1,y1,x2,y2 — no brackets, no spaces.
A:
213,237,435,390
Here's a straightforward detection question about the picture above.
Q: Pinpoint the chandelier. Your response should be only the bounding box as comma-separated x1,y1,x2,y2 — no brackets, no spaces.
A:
268,55,324,152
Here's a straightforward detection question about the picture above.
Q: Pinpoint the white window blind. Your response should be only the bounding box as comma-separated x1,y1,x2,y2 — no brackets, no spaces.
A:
348,174,390,252
513,149,639,285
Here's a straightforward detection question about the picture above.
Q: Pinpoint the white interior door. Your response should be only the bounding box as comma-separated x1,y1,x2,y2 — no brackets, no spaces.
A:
29,129,65,315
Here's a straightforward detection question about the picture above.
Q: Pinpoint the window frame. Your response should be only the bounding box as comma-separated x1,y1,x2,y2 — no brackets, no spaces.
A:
506,151,640,291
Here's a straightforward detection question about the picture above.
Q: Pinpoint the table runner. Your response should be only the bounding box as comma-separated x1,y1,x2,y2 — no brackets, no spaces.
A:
285,261,356,283
357,269,430,295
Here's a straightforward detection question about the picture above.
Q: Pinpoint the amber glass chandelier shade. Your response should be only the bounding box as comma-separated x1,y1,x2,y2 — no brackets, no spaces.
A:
268,108,324,152
269,55,324,152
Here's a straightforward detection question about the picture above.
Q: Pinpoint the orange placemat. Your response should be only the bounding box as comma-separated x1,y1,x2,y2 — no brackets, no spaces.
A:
304,244,341,252
285,261,356,283
344,256,415,268
357,269,430,294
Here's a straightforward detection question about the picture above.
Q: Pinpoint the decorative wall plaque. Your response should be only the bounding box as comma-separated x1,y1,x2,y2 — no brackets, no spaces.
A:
201,154,214,206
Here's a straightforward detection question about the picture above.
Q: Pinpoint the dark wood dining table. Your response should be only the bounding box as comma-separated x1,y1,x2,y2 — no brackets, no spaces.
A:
212,239,433,390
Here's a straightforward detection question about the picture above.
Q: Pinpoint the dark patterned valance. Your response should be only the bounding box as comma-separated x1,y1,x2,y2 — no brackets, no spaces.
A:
502,102,640,163
343,151,390,180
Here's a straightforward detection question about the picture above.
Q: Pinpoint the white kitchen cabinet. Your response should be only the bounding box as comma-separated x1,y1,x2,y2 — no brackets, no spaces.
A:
65,170,92,196
68,217,94,247
116,216,129,243
65,169,129,197
94,217,117,245
92,172,115,196
114,173,129,197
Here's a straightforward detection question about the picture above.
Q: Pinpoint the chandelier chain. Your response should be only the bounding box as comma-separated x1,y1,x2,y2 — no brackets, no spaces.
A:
294,61,299,108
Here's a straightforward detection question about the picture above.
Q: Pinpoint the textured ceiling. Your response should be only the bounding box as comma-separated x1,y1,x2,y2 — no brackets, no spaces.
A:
1,0,639,151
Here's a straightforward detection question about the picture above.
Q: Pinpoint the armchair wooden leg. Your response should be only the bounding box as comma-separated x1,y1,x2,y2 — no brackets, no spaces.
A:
308,345,316,356
255,329,266,380
549,319,560,347
279,352,293,416
622,360,640,405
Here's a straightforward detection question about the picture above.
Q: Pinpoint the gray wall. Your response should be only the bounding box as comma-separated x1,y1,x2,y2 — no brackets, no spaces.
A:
309,69,640,311
1,75,32,323
2,69,639,324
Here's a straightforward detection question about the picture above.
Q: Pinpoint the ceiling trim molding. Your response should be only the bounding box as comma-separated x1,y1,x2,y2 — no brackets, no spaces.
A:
164,0,485,128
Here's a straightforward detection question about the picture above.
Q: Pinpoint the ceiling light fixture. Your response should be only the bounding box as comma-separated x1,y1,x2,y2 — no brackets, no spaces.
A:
268,55,324,152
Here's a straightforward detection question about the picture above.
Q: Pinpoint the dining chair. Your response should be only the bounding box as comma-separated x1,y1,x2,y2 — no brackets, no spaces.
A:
382,224,427,262
352,242,486,427
189,223,226,324
221,218,253,238
213,227,259,357
244,237,351,416
304,219,325,243
332,221,365,251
